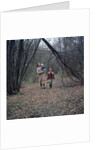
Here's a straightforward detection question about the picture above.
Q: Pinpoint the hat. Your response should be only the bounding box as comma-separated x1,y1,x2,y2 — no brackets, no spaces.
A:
41,63,44,66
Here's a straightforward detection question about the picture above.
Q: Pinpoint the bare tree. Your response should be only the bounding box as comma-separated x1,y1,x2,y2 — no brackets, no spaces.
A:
7,39,41,94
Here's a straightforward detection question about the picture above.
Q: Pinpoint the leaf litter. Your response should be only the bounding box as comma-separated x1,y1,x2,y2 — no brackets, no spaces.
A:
7,79,84,120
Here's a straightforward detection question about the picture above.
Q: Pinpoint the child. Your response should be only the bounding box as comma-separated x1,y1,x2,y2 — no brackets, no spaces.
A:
41,64,46,72
47,68,55,88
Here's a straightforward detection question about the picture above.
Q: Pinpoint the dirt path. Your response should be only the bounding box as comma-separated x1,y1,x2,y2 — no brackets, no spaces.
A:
7,79,84,120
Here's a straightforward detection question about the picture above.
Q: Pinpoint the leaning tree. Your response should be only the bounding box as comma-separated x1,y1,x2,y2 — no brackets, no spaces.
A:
42,37,84,85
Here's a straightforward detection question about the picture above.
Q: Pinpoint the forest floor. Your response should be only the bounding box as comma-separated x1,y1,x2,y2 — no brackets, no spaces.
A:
7,78,84,120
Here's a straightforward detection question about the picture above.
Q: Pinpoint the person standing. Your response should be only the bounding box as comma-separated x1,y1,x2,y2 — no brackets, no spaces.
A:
47,68,55,88
36,62,42,88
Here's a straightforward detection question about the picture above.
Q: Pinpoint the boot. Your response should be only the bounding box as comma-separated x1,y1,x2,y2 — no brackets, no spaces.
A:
49,83,52,88
43,84,45,89
40,83,42,88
